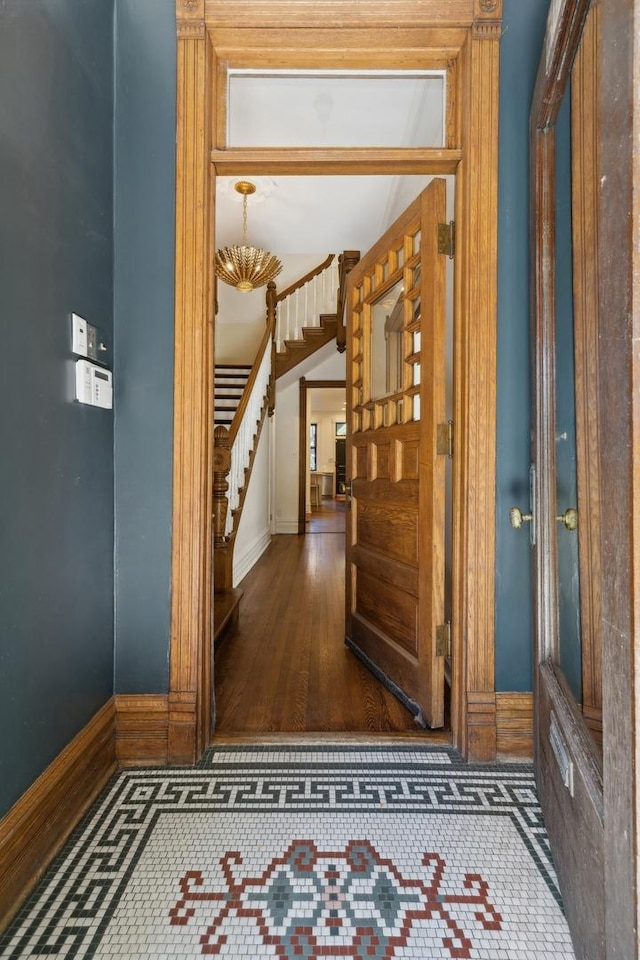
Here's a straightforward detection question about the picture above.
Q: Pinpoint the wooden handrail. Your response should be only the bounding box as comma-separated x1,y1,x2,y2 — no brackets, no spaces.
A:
227,281,276,446
275,254,335,303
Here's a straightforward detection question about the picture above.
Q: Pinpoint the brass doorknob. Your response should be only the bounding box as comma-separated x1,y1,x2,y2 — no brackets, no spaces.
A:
509,507,533,529
557,507,578,531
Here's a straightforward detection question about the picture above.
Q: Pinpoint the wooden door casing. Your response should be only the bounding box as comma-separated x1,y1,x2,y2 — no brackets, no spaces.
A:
346,179,447,729
172,0,502,762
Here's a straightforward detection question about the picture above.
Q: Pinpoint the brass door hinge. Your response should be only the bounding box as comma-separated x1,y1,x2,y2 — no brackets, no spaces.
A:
436,420,454,458
436,622,452,658
438,221,455,258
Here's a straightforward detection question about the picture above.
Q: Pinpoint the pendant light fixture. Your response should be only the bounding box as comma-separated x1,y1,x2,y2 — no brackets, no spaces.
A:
215,180,283,292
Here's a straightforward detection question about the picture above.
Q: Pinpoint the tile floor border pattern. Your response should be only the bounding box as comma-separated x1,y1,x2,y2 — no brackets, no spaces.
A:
1,748,558,959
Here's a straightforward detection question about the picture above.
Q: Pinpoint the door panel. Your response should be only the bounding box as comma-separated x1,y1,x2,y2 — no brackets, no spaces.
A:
345,179,447,728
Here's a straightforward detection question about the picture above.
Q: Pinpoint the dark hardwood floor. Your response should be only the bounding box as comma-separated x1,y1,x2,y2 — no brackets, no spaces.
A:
214,510,448,738
306,498,346,533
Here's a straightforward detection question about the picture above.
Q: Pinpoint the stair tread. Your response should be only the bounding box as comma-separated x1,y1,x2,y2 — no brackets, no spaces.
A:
300,327,330,337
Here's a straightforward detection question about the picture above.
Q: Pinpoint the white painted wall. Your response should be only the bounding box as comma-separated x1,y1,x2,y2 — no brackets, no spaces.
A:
274,342,346,533
215,254,323,364
233,417,272,586
216,312,265,365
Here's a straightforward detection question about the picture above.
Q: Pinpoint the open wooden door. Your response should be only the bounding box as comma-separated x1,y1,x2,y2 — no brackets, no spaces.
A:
345,179,447,728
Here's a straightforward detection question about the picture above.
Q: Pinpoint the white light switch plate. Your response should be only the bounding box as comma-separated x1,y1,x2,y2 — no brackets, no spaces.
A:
72,313,88,357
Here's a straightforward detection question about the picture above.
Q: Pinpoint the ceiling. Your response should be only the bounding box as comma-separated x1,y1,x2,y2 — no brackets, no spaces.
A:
215,70,445,260
216,174,434,257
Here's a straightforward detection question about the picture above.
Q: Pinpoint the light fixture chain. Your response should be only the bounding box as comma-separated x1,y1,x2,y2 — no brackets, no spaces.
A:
215,178,282,291
242,194,248,246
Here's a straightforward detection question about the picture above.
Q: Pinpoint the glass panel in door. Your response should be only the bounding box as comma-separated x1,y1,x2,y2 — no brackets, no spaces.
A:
554,90,582,707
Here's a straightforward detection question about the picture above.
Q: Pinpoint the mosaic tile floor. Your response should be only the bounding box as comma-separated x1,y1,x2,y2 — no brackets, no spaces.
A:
1,745,576,959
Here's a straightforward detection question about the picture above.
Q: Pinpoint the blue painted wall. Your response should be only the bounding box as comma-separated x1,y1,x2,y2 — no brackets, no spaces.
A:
0,0,114,815
113,0,176,693
0,0,553,821
108,0,551,698
495,0,550,691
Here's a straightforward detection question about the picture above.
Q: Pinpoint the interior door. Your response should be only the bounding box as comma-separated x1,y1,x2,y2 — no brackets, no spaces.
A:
528,3,605,958
345,179,446,728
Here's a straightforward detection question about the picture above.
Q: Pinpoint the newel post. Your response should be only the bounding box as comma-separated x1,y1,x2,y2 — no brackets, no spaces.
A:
336,250,360,353
213,425,233,593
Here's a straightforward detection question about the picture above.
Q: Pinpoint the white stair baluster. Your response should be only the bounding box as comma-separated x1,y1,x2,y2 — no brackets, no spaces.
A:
225,344,272,537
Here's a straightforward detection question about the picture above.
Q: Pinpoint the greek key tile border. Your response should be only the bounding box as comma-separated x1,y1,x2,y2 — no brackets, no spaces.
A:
1,748,557,959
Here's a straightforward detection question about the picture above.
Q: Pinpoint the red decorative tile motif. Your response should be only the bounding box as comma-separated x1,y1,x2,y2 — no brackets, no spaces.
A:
169,839,502,958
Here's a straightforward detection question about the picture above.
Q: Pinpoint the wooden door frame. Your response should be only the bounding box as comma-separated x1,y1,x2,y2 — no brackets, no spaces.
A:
598,1,639,950
530,0,639,953
170,0,502,762
298,379,346,535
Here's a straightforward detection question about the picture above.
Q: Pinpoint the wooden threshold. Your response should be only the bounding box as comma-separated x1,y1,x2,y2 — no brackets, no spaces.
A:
210,731,452,746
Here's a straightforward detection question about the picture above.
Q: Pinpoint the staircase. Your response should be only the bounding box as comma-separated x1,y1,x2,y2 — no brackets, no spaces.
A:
213,313,275,604
214,364,252,428
273,251,359,378
275,314,338,379
212,352,272,645
273,256,338,378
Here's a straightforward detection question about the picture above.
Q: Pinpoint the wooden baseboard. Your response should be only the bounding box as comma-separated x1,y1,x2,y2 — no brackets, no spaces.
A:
233,527,271,585
115,694,169,766
0,698,117,930
466,691,498,761
496,692,534,759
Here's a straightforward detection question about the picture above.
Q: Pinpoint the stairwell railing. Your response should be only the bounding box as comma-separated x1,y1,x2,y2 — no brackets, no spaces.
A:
212,284,277,592
274,255,338,352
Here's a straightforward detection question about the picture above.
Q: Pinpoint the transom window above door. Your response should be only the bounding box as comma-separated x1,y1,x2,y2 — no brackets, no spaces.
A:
226,70,446,148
